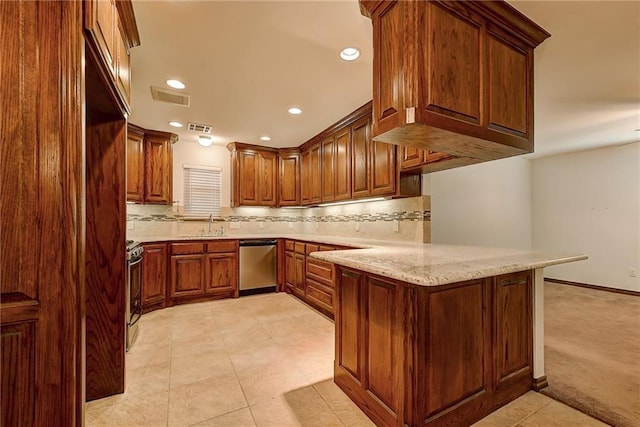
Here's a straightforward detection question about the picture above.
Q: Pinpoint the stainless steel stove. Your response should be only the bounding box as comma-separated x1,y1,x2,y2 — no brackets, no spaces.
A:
125,240,143,351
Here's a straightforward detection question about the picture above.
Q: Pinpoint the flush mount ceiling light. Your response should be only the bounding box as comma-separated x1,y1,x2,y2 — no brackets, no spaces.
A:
340,47,360,61
260,136,271,141
166,79,186,90
168,121,183,128
288,107,302,115
198,135,213,147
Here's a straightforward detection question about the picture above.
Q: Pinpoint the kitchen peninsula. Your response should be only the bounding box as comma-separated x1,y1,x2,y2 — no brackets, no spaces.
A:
311,242,586,427
132,229,585,427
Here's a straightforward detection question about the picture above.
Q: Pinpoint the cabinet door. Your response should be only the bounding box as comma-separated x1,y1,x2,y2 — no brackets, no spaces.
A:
237,150,259,205
400,146,427,171
258,151,277,206
142,244,167,308
309,143,322,204
300,150,311,205
279,152,300,206
85,0,117,75
204,253,238,297
370,141,396,196
126,130,144,202
321,136,335,202
284,251,296,293
115,20,131,107
351,115,371,198
334,127,352,201
170,254,204,298
294,253,306,297
144,136,172,204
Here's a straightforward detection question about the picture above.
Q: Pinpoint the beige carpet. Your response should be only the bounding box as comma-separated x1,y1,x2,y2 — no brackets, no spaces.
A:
543,282,640,426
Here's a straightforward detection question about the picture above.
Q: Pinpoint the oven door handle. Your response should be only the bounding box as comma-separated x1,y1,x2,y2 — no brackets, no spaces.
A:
128,256,143,267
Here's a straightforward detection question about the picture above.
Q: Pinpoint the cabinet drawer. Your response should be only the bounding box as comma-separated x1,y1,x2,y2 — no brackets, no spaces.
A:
306,279,334,309
319,244,335,252
207,240,238,253
285,240,295,251
294,242,306,254
307,258,335,286
305,243,319,255
171,242,204,255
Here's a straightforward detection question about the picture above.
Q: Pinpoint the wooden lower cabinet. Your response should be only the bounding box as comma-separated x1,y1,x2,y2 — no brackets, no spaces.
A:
204,252,238,297
141,243,167,312
168,240,239,304
334,267,534,427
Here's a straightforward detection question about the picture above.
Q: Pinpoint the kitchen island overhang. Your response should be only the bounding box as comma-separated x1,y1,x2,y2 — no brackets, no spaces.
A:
311,244,586,427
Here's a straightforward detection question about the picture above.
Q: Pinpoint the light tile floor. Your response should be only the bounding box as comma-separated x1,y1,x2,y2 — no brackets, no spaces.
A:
86,293,608,427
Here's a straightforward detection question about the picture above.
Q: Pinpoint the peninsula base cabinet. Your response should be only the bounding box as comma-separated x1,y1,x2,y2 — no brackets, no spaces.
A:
334,267,533,427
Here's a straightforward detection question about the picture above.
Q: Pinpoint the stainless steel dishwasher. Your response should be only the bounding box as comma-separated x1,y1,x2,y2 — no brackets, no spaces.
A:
239,239,277,296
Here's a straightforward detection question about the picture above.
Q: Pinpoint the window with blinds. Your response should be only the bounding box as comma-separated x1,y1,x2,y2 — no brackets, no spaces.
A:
183,164,222,218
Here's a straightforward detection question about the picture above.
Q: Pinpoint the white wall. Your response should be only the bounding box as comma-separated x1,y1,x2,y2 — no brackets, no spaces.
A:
532,142,640,292
172,141,232,208
428,156,533,249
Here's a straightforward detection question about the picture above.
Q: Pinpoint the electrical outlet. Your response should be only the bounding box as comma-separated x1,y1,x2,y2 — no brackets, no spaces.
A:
229,222,239,229
393,220,399,232
629,268,637,277
127,221,134,230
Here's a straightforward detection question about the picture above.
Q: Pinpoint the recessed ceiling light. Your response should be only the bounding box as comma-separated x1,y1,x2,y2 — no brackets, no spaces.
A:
166,79,186,90
168,121,183,128
340,47,360,61
260,136,271,141
288,107,302,115
198,135,213,147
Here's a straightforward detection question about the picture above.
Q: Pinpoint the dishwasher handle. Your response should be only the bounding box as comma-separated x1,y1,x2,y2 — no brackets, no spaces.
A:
239,239,277,247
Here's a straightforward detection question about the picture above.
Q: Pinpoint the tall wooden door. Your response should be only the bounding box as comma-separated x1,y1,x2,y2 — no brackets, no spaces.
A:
1,1,85,424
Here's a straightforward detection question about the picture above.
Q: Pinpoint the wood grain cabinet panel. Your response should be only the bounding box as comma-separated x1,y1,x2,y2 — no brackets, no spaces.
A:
294,253,306,297
204,253,238,297
321,136,335,202
494,272,532,387
334,127,352,200
300,150,312,204
228,143,278,207
284,250,296,293
337,270,362,382
306,143,322,205
144,132,174,204
86,0,117,75
278,151,300,206
360,0,549,167
370,140,396,196
115,20,131,106
1,322,36,427
141,243,167,311
170,254,205,298
126,126,144,202
351,115,371,198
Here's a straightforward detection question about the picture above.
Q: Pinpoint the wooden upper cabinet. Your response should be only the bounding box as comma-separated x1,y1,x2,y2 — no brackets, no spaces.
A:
370,140,396,196
228,143,278,207
360,0,550,164
279,150,301,206
144,131,176,204
302,142,322,205
334,127,352,201
321,136,335,202
85,0,140,112
259,151,277,206
127,125,177,204
126,125,144,202
351,115,371,199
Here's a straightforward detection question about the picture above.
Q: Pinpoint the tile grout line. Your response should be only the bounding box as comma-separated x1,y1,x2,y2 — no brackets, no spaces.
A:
509,399,553,427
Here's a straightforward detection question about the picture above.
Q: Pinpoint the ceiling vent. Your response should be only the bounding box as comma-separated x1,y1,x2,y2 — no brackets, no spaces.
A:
150,86,190,107
187,122,213,134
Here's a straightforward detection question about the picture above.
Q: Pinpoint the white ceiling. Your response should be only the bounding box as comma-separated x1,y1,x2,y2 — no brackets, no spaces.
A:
129,1,639,158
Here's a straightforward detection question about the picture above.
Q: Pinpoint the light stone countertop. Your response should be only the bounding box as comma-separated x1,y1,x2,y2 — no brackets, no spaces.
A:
130,234,586,287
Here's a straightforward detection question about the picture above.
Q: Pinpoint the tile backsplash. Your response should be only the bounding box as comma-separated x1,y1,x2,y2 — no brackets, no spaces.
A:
127,196,430,243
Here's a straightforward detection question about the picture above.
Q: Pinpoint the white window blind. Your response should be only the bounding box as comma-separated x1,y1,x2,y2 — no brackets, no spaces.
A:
183,164,221,218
